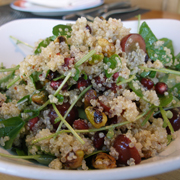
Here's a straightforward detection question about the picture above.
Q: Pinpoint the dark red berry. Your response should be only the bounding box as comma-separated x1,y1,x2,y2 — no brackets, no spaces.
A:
63,58,74,68
50,79,68,90
106,83,122,93
155,82,168,95
28,117,39,130
99,100,110,113
73,119,89,130
48,103,78,129
76,77,91,89
166,108,180,134
113,134,141,166
93,131,105,150
141,78,154,90
113,72,119,81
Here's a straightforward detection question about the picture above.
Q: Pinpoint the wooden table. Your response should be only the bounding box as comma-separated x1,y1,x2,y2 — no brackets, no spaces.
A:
0,8,180,180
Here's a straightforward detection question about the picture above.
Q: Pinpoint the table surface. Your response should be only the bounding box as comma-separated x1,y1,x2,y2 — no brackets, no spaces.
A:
0,2,180,180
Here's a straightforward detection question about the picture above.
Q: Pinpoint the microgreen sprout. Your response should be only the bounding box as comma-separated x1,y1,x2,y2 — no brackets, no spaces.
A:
10,36,34,49
139,66,180,76
117,74,135,86
7,76,20,88
74,50,96,67
52,103,85,144
55,85,92,132
0,65,20,72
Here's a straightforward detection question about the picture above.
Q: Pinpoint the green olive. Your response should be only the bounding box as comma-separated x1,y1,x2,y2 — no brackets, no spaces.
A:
32,90,48,105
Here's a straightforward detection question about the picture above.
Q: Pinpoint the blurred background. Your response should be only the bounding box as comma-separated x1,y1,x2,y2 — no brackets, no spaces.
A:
0,0,180,13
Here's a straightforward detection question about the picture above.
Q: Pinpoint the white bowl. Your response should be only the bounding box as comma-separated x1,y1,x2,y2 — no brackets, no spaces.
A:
0,18,180,180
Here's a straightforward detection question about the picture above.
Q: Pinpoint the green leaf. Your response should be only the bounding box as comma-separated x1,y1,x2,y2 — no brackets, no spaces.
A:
0,117,25,149
128,81,144,98
140,71,150,78
77,108,88,120
29,71,42,89
175,52,180,70
103,54,120,78
147,43,172,65
73,67,80,81
139,21,158,48
17,95,31,106
24,109,40,122
34,36,54,54
160,38,174,58
149,71,156,78
52,25,72,38
33,154,56,165
56,94,64,103
170,83,180,100
159,92,173,107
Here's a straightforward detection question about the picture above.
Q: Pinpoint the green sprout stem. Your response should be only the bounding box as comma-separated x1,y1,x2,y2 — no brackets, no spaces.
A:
55,85,92,132
7,76,20,88
10,36,34,49
139,66,180,76
0,65,20,72
32,121,130,144
117,74,135,86
38,72,72,111
74,50,96,67
160,107,174,133
0,153,44,160
52,103,85,144
141,108,155,126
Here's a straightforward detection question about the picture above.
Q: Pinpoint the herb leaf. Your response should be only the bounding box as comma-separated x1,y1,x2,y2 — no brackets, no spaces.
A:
29,71,42,89
52,25,72,38
0,117,25,149
34,36,54,54
139,21,158,48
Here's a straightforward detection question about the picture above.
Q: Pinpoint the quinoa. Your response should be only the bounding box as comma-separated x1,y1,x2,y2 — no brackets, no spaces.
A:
0,17,179,170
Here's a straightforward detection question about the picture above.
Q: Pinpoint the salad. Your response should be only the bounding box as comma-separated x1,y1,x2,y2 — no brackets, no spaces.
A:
0,17,180,170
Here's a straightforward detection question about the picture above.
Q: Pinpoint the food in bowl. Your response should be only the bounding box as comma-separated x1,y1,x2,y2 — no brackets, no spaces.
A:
0,17,180,170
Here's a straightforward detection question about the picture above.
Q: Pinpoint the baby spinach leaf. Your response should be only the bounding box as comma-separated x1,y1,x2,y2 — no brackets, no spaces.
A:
34,36,54,55
158,92,173,107
147,43,172,65
149,71,156,78
140,71,150,78
0,117,25,149
53,24,72,38
139,21,158,48
174,52,180,70
160,38,174,58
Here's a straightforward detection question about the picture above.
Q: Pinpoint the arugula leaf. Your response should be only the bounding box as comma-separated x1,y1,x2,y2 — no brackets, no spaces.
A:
52,25,72,38
0,117,25,149
139,21,158,48
34,36,54,54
